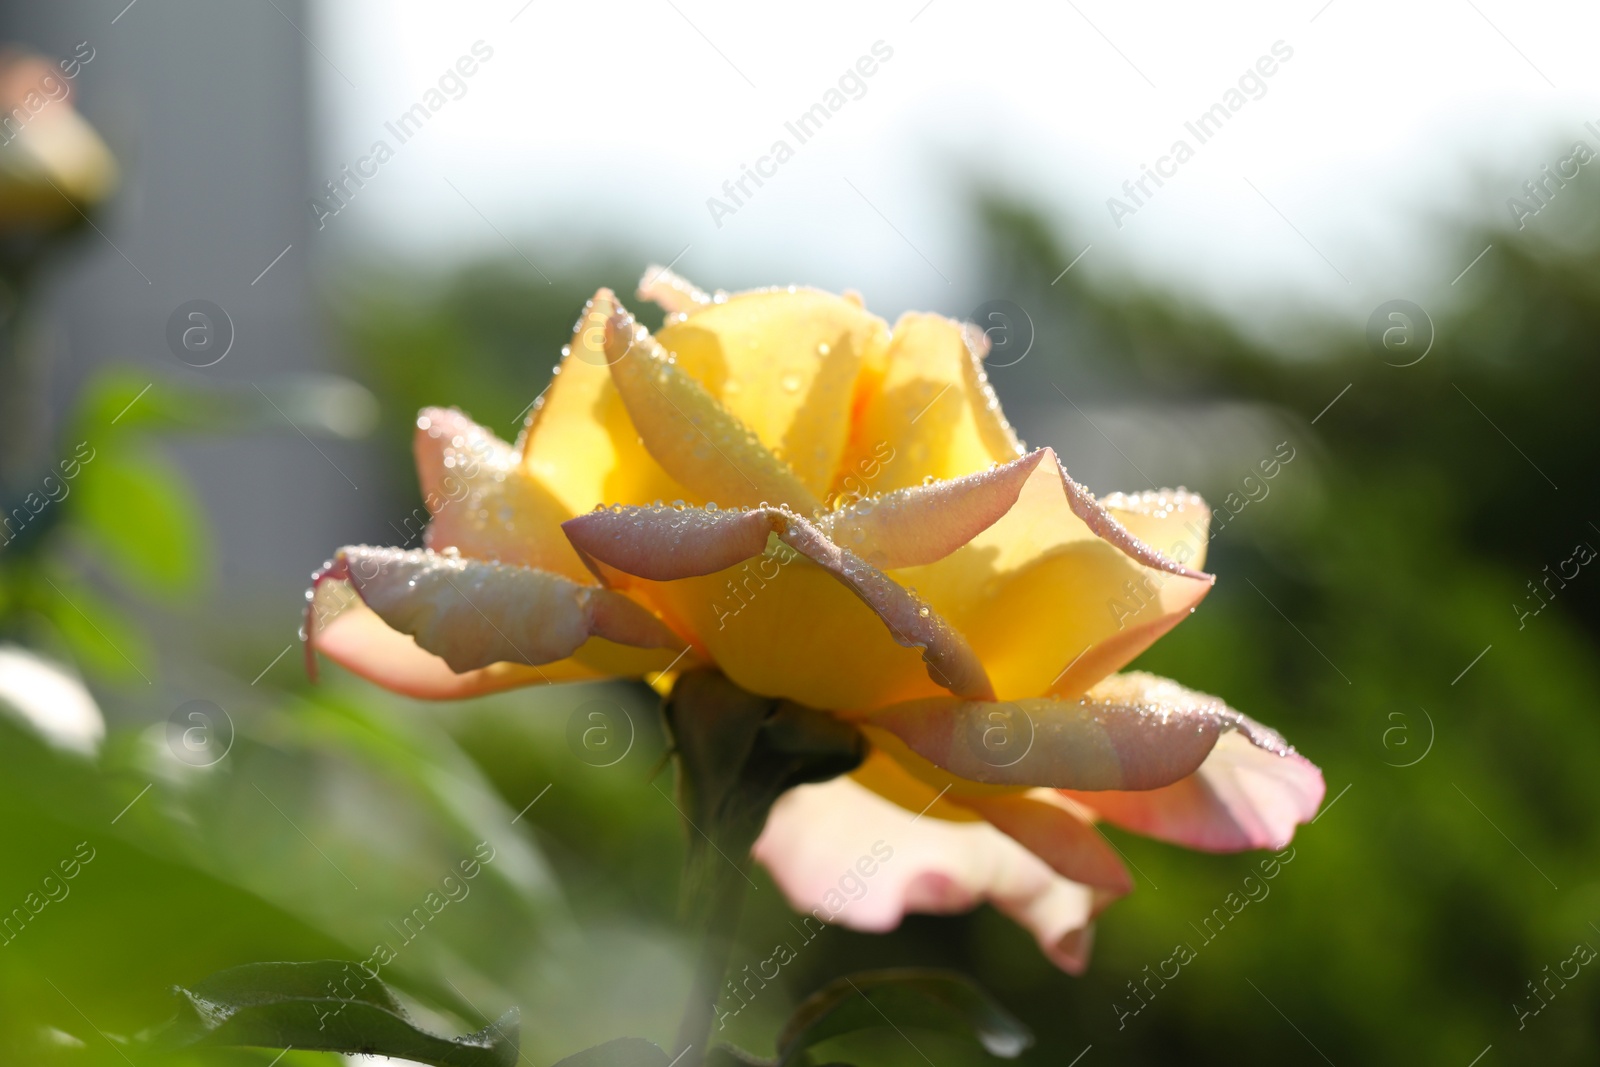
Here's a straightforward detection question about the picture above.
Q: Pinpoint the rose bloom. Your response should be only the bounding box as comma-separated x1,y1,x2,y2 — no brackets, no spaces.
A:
305,268,1323,973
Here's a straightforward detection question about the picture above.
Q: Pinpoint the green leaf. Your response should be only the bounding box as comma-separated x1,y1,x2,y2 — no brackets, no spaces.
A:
69,445,207,598
159,960,519,1067
34,567,154,682
777,970,1032,1065
549,1036,670,1066
74,366,378,439
706,1044,777,1066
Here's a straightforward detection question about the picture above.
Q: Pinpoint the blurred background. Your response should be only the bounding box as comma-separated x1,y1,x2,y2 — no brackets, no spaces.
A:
0,0,1597,1063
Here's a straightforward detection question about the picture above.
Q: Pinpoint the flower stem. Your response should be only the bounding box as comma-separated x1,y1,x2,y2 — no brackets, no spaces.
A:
672,838,752,1064
661,669,867,1067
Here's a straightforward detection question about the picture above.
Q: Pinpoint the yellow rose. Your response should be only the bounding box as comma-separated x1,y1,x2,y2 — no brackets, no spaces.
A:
306,267,1323,972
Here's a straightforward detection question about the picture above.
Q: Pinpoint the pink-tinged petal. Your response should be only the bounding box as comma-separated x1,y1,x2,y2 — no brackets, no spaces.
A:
863,671,1314,792
307,592,587,699
753,775,1103,974
1100,488,1212,573
954,790,1133,895
604,306,821,512
1066,731,1326,852
636,264,714,320
819,450,1047,569
893,448,1213,700
412,406,589,582
515,289,691,514
563,504,993,701
304,547,678,682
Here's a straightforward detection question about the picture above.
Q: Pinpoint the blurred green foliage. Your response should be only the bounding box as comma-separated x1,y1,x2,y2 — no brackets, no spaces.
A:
2,163,1598,1066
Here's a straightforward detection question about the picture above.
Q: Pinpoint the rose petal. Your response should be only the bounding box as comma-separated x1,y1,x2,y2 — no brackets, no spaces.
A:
754,775,1103,974
605,306,821,512
892,449,1213,700
308,591,586,698
1101,487,1212,573
955,789,1133,895
833,312,1024,495
650,284,892,499
305,547,678,678
1066,730,1326,852
636,264,714,318
864,671,1315,792
515,288,690,514
819,450,1046,569
413,406,588,581
563,504,993,703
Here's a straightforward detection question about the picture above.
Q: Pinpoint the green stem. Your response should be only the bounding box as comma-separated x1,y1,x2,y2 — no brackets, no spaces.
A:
672,842,753,1065
661,669,868,1067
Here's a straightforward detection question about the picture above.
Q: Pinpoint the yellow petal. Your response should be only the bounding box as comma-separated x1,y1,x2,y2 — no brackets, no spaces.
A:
604,306,820,512
835,312,1023,495
848,745,985,822
414,406,588,582
955,789,1133,894
1101,488,1211,572
819,449,1045,569
652,285,891,499
636,264,714,318
516,289,689,512
891,449,1212,700
562,503,992,708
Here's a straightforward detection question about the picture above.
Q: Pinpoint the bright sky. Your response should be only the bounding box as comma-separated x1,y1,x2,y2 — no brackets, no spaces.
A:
307,0,1600,333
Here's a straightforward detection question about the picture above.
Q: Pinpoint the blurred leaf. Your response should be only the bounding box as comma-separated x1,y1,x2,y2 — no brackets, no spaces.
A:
706,1044,777,1066
73,367,378,440
549,1037,669,1066
68,445,206,599
33,567,152,681
160,961,518,1067
778,971,1030,1065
